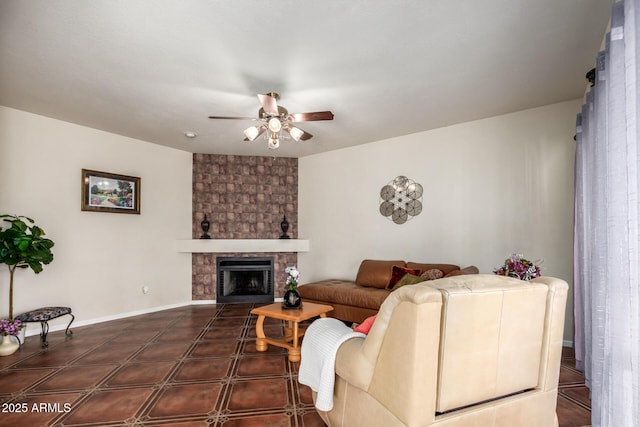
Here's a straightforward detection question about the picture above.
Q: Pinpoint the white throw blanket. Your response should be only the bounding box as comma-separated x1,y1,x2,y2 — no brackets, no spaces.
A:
298,317,366,411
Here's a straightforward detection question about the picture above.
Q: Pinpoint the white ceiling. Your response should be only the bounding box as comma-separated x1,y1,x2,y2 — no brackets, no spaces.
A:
0,0,613,158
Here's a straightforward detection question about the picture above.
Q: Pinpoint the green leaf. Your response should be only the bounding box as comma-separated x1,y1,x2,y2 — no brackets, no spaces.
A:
28,261,43,274
0,214,54,275
12,220,27,232
17,239,30,251
31,226,43,238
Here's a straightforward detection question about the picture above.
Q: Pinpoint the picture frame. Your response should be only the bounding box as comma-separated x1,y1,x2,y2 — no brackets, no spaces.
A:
81,169,141,214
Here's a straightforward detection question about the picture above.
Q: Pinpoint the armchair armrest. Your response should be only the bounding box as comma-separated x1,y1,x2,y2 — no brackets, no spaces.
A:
333,285,444,426
335,337,374,391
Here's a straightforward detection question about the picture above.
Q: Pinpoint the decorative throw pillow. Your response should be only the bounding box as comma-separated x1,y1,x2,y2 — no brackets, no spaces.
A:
387,266,421,290
354,314,377,334
421,268,444,281
391,273,425,291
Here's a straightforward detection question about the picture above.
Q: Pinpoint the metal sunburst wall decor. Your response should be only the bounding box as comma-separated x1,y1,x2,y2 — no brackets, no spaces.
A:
379,176,423,224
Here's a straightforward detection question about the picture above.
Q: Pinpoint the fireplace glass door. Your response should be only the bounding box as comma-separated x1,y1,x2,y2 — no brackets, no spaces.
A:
216,257,274,304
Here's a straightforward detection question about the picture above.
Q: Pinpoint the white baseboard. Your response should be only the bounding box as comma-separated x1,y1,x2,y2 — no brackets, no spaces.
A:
192,298,284,304
190,300,217,305
23,301,206,337
23,298,285,337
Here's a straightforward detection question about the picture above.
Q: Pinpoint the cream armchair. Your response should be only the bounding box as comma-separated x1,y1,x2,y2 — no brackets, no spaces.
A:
312,274,568,427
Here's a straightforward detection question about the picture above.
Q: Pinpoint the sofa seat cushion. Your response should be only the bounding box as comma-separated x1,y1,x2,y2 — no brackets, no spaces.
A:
298,280,390,310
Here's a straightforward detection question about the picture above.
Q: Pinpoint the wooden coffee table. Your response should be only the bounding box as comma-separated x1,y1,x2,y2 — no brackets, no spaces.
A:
250,302,333,362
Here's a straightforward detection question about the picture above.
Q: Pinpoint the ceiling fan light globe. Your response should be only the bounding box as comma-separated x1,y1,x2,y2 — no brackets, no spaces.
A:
243,126,260,141
267,117,282,133
268,136,280,150
289,126,304,141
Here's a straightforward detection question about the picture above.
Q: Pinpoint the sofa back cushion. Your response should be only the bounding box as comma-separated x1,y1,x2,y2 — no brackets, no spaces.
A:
356,260,405,288
405,262,460,276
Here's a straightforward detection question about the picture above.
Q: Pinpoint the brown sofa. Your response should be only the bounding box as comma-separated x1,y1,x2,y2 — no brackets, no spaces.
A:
297,259,479,324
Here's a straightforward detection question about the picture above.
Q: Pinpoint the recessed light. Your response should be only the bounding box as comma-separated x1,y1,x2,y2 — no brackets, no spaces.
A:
183,131,197,139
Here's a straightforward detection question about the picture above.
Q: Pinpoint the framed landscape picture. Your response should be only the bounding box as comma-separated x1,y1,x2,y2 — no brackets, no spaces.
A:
81,169,141,214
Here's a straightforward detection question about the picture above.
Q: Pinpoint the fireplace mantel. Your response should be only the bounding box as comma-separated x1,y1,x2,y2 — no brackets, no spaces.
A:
175,239,310,253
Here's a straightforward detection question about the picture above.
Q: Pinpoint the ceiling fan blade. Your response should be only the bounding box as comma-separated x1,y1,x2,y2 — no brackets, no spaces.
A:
289,111,334,122
257,94,279,115
208,115,258,120
299,130,313,141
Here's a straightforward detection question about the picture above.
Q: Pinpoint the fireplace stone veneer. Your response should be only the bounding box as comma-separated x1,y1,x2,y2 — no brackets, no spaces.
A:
191,154,298,301
192,251,297,301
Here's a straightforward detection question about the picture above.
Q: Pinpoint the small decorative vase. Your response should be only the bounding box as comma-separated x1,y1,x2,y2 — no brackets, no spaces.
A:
13,328,25,345
282,289,302,309
200,214,211,239
0,334,20,357
279,215,290,239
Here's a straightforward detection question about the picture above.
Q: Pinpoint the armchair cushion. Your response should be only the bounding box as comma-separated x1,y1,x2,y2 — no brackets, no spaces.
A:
353,314,377,334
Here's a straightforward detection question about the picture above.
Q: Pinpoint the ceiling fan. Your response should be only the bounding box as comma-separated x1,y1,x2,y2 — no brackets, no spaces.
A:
208,92,334,150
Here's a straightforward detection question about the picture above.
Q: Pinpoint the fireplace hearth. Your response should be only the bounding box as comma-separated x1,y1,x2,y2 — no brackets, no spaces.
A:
216,256,274,304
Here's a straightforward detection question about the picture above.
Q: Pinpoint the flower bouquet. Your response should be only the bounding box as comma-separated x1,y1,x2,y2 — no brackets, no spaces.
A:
0,318,23,336
0,318,23,356
283,266,302,309
285,266,300,291
493,253,541,281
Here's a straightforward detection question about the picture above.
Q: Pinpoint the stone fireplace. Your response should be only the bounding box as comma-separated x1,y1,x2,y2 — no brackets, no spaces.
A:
191,154,298,301
216,256,274,303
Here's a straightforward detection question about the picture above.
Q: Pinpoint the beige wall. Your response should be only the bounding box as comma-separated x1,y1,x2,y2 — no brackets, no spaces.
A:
298,99,579,342
0,106,193,332
0,100,579,342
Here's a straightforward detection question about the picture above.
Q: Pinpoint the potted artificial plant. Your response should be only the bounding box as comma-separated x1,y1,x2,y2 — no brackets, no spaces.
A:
493,253,541,281
282,266,302,309
0,214,55,323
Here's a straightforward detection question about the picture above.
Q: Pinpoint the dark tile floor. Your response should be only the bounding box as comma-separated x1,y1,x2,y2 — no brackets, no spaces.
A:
0,304,591,426
558,347,592,427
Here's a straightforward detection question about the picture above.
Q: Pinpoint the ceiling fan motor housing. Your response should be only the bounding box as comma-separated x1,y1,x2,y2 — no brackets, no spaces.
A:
259,105,289,120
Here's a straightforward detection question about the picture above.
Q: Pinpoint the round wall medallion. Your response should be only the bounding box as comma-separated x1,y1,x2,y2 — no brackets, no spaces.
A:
379,176,423,224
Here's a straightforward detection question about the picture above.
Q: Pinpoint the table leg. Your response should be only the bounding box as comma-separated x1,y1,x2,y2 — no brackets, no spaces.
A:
288,321,301,362
284,320,293,341
64,313,74,337
255,315,268,352
40,321,50,348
